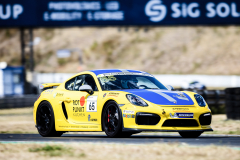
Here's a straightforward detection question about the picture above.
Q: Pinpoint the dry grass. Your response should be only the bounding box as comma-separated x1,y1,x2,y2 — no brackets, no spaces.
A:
0,143,240,160
0,107,36,133
1,27,240,74
208,114,240,135
0,108,239,135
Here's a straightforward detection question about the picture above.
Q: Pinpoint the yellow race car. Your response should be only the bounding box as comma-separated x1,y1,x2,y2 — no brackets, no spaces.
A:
33,69,212,138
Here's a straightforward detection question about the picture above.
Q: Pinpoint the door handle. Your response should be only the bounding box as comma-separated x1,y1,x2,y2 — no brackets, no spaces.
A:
64,97,71,103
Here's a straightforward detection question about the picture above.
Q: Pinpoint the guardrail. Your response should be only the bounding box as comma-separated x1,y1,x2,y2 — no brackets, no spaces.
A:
225,88,240,120
0,94,38,109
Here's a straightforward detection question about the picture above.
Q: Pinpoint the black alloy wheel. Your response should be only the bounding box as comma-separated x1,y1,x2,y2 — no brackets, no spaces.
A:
178,131,203,138
102,101,123,138
36,101,63,137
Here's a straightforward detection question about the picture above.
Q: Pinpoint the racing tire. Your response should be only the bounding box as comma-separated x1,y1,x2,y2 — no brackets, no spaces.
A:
102,101,123,138
178,131,203,138
36,101,63,137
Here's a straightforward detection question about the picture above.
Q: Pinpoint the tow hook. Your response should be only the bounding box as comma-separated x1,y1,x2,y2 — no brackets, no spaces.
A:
162,109,166,115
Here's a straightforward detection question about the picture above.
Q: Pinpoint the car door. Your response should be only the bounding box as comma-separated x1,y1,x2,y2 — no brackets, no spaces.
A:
63,74,99,124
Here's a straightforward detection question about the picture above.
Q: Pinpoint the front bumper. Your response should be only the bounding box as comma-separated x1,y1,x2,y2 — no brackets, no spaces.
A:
122,128,213,132
121,103,213,132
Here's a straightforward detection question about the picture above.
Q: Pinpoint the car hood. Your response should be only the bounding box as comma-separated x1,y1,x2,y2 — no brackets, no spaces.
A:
119,89,194,105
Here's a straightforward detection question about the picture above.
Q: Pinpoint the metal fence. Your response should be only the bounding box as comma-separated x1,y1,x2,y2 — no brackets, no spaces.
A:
0,94,38,109
225,88,240,120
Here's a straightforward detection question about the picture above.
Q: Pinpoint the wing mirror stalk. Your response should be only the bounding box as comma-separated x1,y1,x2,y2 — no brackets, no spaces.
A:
79,85,94,95
166,85,174,91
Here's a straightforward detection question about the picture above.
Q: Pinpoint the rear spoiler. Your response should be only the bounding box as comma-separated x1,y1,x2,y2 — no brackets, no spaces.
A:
39,83,61,91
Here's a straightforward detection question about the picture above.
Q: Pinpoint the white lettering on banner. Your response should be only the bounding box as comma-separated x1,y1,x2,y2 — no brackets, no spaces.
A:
44,1,125,22
206,2,216,18
217,3,230,18
105,1,119,11
171,3,200,18
187,3,200,18
0,5,11,19
232,3,240,17
92,11,124,21
48,2,101,11
0,4,23,20
171,3,181,18
44,12,82,21
145,0,167,22
206,2,240,18
13,4,23,19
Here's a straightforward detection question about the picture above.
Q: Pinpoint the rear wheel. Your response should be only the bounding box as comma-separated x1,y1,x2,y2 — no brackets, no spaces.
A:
179,131,203,138
102,101,123,138
36,101,63,137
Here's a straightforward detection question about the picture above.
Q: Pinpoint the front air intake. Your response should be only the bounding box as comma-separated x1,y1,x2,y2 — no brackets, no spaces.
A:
162,119,199,127
136,112,160,125
199,112,212,125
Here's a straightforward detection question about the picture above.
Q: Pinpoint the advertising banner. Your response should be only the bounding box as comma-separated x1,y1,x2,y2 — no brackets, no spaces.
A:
0,0,240,27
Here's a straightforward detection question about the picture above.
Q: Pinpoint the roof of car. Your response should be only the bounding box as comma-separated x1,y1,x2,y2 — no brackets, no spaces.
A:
89,69,147,75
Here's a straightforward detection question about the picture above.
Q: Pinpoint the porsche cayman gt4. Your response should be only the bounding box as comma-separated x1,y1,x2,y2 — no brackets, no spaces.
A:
33,69,212,138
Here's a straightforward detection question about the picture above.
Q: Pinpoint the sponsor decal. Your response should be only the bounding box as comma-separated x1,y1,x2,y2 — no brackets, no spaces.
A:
57,93,64,96
123,110,135,114
99,76,117,83
59,125,98,129
80,96,85,106
73,100,80,105
103,93,106,98
43,89,53,94
170,113,194,118
87,96,98,112
73,107,84,112
108,92,119,97
88,114,97,121
123,114,135,118
53,93,64,98
73,106,85,117
97,72,153,77
173,92,189,101
173,108,190,112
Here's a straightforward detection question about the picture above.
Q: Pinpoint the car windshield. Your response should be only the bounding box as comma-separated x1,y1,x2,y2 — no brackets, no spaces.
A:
97,72,168,91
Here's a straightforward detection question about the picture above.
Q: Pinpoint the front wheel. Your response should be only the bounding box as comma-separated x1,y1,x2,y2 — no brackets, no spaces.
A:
36,101,63,137
102,101,122,138
179,131,203,138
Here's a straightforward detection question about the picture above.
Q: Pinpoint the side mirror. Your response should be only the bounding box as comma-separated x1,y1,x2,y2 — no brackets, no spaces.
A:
166,85,174,91
79,85,94,95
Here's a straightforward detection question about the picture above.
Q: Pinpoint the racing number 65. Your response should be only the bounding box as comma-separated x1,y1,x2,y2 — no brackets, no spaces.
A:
89,102,95,110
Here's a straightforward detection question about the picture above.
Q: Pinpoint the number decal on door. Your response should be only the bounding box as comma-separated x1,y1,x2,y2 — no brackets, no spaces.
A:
88,102,95,111
87,96,97,112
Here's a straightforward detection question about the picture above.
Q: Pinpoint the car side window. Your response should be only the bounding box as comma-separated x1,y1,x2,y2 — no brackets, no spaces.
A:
82,74,98,91
65,77,76,90
73,75,84,91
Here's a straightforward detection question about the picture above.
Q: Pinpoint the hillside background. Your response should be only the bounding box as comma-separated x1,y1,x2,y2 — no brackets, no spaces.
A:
0,26,240,75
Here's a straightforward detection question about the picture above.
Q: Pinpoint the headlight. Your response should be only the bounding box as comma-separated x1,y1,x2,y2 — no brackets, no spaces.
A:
194,94,206,107
126,94,148,106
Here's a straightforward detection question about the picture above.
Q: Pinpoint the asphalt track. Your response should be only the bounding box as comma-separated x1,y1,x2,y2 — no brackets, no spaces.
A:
1,134,240,147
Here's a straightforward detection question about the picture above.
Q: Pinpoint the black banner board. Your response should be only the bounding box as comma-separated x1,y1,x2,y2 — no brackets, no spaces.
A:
0,0,240,27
